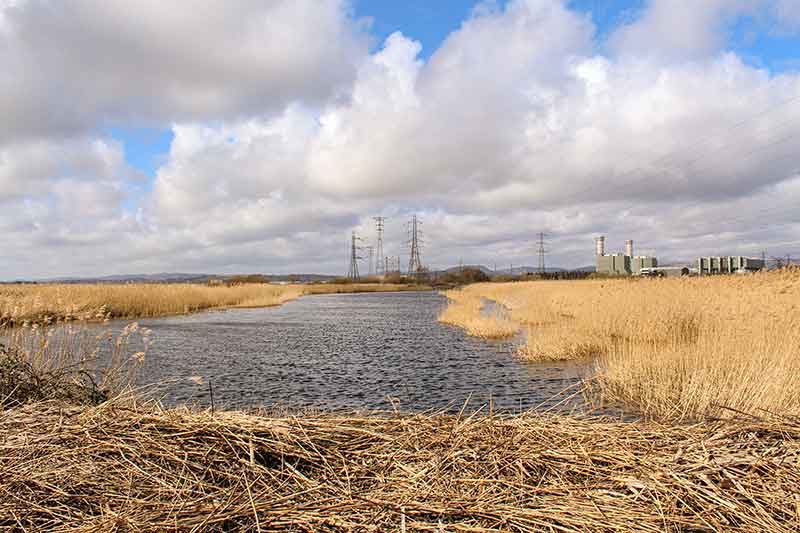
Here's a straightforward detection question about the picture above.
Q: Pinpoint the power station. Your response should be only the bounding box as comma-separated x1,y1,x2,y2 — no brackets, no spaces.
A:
595,235,765,276
696,256,764,275
594,236,657,275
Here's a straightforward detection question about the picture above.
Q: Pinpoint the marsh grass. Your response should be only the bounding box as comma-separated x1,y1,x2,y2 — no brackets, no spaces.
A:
438,289,518,339
0,282,424,326
0,322,147,408
2,277,799,529
2,400,799,531
440,269,800,419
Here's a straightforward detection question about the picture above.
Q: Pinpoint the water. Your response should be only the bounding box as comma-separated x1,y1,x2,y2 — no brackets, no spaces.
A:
124,291,586,412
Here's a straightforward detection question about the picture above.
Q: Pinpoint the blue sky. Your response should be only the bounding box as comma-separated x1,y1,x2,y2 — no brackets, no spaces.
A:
112,0,798,187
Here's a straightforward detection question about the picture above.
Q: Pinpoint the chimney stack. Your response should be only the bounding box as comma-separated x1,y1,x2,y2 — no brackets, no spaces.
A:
625,239,634,257
595,236,606,256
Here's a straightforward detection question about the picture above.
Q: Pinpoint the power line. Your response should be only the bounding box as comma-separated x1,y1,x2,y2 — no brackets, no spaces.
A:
565,123,800,206
528,89,800,208
522,85,800,170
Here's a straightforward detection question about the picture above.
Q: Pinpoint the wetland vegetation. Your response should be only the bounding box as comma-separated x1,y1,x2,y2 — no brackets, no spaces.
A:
440,268,800,421
0,281,425,326
2,272,799,531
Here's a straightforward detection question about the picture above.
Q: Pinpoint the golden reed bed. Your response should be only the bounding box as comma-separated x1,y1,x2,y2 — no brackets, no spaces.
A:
0,282,423,326
439,269,800,420
2,274,799,530
2,399,799,532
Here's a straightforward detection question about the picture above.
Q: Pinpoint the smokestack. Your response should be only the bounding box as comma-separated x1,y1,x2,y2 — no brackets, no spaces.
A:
625,239,634,257
595,236,606,256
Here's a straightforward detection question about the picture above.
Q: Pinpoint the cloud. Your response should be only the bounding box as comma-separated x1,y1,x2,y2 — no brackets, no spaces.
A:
0,0,367,142
608,0,745,62
2,0,800,278
0,137,137,200
309,0,595,200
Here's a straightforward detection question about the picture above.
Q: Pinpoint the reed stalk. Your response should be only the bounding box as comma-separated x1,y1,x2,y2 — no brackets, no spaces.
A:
1,400,798,531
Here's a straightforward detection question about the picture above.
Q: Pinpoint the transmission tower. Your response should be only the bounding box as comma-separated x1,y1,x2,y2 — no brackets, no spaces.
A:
537,232,547,274
365,246,375,276
407,214,424,275
347,231,361,281
373,217,387,275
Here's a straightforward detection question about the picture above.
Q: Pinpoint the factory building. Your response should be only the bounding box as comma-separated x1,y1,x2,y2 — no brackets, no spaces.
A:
595,236,657,275
697,256,764,275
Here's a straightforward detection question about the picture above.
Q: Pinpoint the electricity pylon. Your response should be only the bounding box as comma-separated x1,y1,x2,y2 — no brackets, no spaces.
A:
365,245,375,276
407,214,424,275
373,216,387,275
347,231,362,281
537,232,547,274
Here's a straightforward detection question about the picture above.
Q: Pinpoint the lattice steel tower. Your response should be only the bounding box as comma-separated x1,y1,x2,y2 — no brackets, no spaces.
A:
373,216,386,275
365,245,375,276
347,231,361,281
407,214,423,275
537,232,547,274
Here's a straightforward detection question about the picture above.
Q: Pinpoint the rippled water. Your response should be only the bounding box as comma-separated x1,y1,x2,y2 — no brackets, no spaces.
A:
124,291,587,412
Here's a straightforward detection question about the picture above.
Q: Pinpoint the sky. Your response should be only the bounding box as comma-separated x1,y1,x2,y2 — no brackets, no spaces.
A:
2,0,800,279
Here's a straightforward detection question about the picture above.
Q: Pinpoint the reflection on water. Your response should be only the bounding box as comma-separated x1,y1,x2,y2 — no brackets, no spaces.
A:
120,291,587,412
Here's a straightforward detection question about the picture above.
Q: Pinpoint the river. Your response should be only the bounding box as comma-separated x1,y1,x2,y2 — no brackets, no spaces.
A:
125,291,586,412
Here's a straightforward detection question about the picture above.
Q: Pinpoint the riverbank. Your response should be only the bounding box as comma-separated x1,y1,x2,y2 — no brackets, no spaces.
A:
439,269,800,421
0,282,429,326
2,399,798,532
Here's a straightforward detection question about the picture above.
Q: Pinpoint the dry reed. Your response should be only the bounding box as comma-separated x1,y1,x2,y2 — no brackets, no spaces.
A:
439,270,800,420
0,282,424,326
1,322,146,408
438,289,518,339
1,400,798,532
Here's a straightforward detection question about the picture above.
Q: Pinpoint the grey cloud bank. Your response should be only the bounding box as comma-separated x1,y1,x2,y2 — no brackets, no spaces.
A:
1,0,799,279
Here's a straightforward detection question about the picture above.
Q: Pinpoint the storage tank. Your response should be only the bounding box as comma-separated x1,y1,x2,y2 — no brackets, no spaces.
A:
595,236,605,256
625,239,634,257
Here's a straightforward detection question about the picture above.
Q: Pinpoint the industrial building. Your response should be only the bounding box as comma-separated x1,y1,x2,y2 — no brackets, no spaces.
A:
595,236,658,275
697,256,764,275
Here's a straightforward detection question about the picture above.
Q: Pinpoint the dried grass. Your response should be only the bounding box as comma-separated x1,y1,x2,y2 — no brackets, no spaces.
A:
1,400,799,532
439,270,800,420
438,289,518,339
517,323,603,362
1,276,799,530
0,282,423,326
0,323,146,408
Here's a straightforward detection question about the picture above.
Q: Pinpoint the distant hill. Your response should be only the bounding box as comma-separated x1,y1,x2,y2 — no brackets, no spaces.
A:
22,264,592,284
43,272,213,284
32,272,340,284
436,264,567,276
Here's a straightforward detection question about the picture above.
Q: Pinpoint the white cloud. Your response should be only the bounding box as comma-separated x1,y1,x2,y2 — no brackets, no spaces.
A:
0,137,137,200
2,0,800,278
0,0,367,142
609,0,743,62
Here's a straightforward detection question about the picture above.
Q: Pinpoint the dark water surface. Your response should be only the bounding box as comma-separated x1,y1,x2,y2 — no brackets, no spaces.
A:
128,291,586,412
